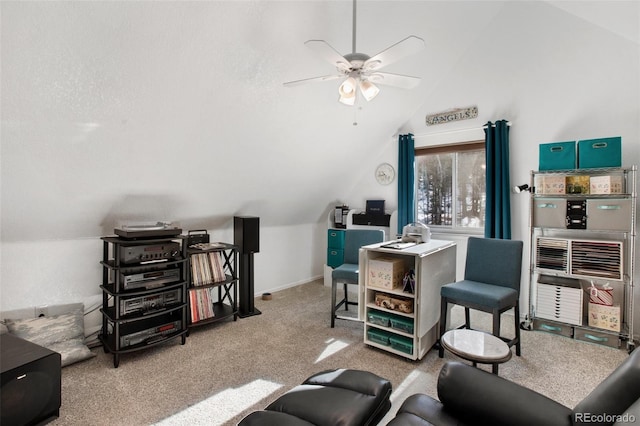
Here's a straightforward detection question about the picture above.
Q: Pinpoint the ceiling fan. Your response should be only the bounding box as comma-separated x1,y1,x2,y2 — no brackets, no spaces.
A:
283,0,425,106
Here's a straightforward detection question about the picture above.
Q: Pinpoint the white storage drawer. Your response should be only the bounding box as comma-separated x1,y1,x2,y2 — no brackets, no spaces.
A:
536,283,583,326
532,198,567,228
534,318,574,337
586,199,632,231
532,197,632,231
574,327,620,349
537,292,582,310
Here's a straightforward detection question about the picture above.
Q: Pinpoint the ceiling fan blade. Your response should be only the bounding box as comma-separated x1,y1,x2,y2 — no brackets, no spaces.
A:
368,72,421,89
283,74,343,87
304,40,351,72
363,36,425,71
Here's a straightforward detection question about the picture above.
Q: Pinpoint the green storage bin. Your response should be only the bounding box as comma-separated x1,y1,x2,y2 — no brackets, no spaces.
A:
327,229,346,268
327,248,344,268
539,141,576,171
390,316,414,334
367,328,392,346
578,137,621,169
327,229,346,249
389,335,413,355
367,310,392,327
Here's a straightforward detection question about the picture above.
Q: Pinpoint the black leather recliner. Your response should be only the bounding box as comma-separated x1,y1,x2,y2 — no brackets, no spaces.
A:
239,369,392,426
388,347,640,426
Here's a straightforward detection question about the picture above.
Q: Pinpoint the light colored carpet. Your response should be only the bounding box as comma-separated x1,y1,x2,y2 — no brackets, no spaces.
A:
52,280,629,426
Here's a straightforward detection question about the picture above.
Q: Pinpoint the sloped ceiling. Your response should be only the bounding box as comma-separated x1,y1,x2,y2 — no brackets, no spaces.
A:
1,1,638,242
547,0,639,43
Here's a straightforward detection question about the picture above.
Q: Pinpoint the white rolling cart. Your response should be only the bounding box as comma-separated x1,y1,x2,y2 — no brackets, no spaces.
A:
360,240,456,360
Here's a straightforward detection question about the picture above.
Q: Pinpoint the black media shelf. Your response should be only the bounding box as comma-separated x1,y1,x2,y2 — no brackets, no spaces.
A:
99,235,189,368
186,243,239,328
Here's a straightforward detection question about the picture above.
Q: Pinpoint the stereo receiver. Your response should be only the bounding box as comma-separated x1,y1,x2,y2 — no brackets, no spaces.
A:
120,268,180,290
120,289,182,316
119,242,181,264
120,321,181,348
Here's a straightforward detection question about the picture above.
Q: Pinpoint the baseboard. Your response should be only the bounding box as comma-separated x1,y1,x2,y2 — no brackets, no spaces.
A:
255,276,323,297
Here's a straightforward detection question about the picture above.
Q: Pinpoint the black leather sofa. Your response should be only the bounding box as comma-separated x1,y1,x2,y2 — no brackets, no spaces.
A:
388,347,640,426
238,368,392,426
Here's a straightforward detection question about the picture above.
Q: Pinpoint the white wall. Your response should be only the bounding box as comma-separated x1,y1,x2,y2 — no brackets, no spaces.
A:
400,1,640,337
1,1,639,338
1,0,403,312
0,222,329,310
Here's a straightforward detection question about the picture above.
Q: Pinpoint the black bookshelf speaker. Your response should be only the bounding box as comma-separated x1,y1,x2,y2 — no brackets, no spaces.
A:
1,334,61,426
234,216,260,254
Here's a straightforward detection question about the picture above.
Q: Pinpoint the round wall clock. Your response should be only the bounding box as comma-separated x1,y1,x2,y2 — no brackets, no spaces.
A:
375,163,395,185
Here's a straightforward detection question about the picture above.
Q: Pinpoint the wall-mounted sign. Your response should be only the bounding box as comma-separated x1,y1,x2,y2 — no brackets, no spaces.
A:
426,106,478,126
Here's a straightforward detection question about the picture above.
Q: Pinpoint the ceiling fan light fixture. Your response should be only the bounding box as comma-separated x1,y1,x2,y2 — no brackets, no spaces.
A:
339,91,356,106
338,76,357,105
339,76,357,96
359,79,380,101
339,95,356,106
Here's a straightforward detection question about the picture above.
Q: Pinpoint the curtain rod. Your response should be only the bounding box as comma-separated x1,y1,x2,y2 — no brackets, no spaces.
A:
483,121,511,128
411,121,511,138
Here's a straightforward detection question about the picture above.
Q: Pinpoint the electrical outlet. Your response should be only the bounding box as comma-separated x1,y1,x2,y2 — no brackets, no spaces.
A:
35,305,48,317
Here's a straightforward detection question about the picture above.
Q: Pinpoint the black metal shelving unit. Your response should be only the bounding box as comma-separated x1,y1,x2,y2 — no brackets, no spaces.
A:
99,235,189,368
186,242,239,328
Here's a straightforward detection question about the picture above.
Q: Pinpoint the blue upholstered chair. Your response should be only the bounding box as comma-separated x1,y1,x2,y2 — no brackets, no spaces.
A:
331,229,385,328
438,236,524,357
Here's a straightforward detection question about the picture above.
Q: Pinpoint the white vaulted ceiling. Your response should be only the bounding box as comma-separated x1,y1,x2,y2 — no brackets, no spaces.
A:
1,0,638,242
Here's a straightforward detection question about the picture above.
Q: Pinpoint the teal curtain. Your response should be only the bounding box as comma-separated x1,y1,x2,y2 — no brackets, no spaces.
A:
398,134,415,236
484,120,511,239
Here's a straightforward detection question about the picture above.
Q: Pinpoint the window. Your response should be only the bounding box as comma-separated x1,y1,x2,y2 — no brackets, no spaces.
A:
415,142,486,230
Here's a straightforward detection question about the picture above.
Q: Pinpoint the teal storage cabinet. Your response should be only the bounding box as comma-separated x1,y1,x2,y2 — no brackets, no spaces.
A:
327,229,345,268
539,141,576,171
578,137,622,169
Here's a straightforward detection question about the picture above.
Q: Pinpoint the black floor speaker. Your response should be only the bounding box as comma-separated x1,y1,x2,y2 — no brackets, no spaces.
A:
234,216,261,317
1,334,61,426
234,216,259,254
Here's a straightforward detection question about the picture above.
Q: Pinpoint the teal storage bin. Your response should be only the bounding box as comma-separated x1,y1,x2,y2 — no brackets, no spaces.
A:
327,248,344,268
390,316,414,334
327,229,346,249
578,137,621,169
367,310,392,327
327,229,345,267
389,335,413,355
539,141,576,171
367,328,392,346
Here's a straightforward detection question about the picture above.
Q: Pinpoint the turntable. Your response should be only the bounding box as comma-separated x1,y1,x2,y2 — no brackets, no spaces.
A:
114,222,182,239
